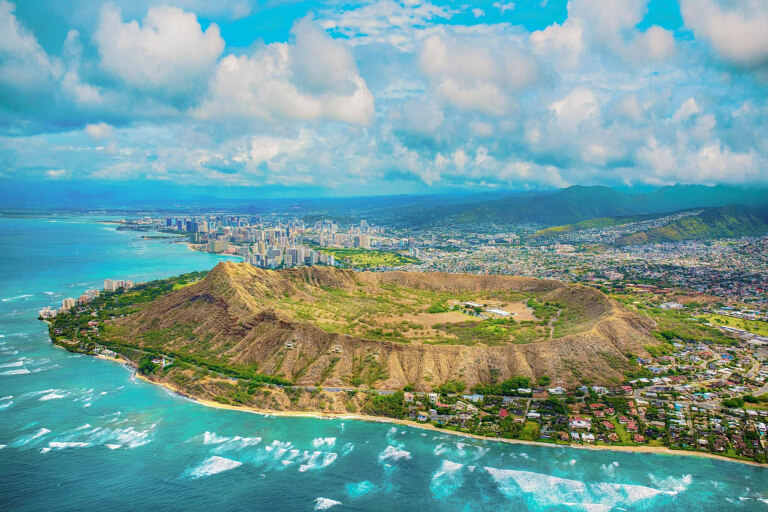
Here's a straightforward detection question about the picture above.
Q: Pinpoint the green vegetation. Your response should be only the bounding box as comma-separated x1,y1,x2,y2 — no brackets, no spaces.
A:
362,391,404,418
531,214,651,238
698,313,768,337
315,247,418,269
471,376,531,395
616,205,768,246
646,308,737,346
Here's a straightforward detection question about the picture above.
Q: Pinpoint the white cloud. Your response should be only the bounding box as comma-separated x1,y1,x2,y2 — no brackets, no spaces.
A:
492,2,515,15
319,0,454,51
418,32,544,115
614,94,644,122
533,0,673,66
0,0,55,93
680,0,768,68
46,169,68,179
85,122,113,139
549,88,599,131
672,98,700,123
472,8,484,18
196,20,373,124
94,5,224,91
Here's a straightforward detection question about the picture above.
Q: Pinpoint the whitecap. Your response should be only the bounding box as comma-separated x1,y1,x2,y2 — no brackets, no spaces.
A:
13,428,51,446
0,401,12,410
430,460,464,498
0,360,24,368
1,294,33,302
312,437,336,448
378,445,411,463
188,456,243,479
298,451,338,472
1,368,29,375
484,466,674,509
48,441,90,450
314,498,341,510
39,391,68,401
340,442,354,457
648,474,692,494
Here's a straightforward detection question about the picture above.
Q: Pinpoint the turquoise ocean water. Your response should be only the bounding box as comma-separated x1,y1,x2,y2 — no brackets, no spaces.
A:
0,215,766,511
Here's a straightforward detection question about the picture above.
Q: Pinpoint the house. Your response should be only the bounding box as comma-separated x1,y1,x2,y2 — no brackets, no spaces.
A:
417,411,429,422
569,417,591,429
602,421,615,430
404,392,414,403
499,408,509,419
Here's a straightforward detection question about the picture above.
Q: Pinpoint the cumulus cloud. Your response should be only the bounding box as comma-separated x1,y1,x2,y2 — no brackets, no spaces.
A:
532,0,674,66
85,122,113,139
94,5,224,94
418,31,545,115
0,0,766,191
0,0,55,97
681,0,768,69
195,20,373,124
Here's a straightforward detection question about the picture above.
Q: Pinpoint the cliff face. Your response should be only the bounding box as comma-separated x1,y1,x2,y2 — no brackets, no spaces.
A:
112,262,657,389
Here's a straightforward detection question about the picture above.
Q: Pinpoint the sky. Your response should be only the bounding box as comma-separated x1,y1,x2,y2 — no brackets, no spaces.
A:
0,0,767,202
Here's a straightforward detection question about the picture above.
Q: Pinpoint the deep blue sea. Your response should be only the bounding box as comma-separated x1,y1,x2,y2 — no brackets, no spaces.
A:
0,215,766,511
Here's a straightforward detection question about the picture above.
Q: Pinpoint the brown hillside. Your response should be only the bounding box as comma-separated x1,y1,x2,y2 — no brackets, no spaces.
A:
110,262,658,389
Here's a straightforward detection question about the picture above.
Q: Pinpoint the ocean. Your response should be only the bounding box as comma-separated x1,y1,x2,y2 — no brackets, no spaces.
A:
0,214,766,511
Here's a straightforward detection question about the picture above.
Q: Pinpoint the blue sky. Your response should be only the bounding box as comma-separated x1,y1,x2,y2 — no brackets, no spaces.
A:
0,0,767,201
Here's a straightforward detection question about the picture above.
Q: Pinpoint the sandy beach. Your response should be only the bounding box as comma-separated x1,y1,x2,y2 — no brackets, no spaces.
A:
131,372,767,467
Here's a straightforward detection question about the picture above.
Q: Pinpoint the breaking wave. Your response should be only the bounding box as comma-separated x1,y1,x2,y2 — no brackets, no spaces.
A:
312,437,336,448
430,460,465,498
313,497,341,510
188,456,243,479
379,445,411,463
484,466,678,509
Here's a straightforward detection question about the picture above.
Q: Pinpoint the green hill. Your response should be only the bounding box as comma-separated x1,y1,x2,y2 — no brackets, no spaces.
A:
615,206,768,246
384,185,768,228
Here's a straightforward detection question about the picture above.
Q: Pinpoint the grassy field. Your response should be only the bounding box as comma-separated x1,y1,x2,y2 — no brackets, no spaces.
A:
698,313,768,337
278,283,562,346
316,247,418,269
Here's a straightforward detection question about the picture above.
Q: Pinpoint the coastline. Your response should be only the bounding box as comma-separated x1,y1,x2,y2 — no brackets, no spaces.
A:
131,372,767,468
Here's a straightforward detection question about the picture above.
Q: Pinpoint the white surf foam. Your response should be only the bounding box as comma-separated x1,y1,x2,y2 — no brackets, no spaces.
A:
48,441,90,450
105,444,122,450
188,456,243,479
0,360,24,368
14,427,51,446
312,437,336,448
340,442,354,457
1,368,30,375
199,431,262,451
39,391,68,401
0,401,12,410
430,460,464,498
298,451,338,472
314,498,341,510
379,445,411,463
484,466,675,509
1,294,33,302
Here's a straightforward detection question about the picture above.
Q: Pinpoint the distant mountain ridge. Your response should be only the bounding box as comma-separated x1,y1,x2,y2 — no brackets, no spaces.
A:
615,205,768,246
384,185,768,227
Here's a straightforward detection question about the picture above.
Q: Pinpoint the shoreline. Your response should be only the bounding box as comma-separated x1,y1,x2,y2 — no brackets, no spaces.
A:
130,372,767,468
